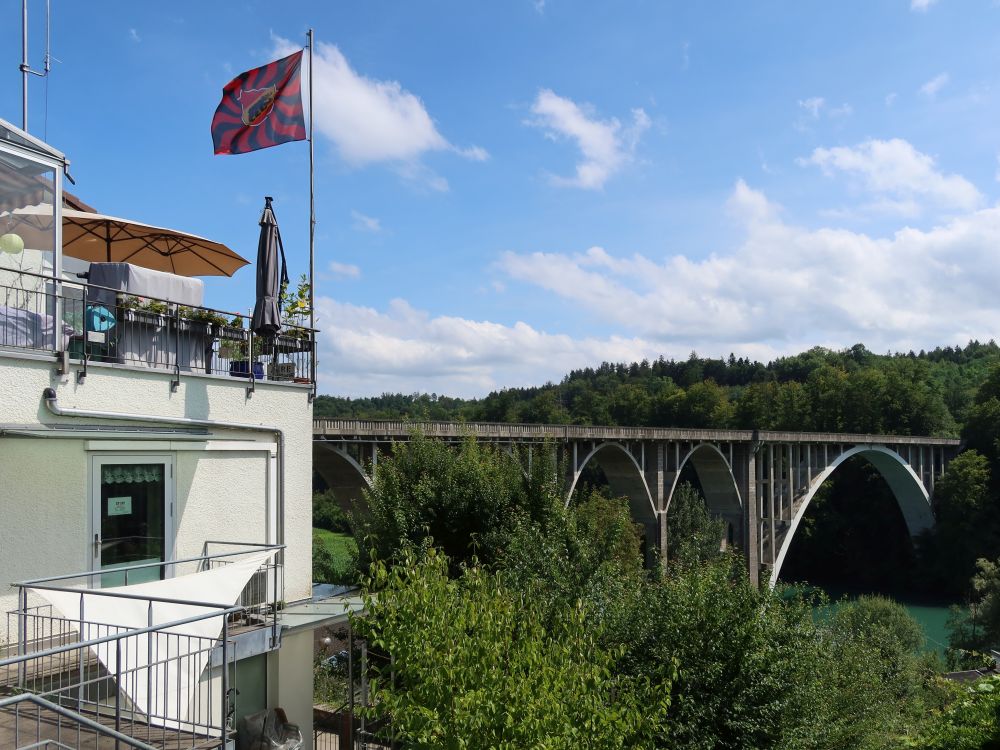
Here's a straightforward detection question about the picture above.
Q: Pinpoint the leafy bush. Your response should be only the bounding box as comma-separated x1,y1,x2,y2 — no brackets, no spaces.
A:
354,433,560,572
914,674,1000,749
353,547,669,749
831,594,926,657
499,487,645,616
313,489,351,533
312,530,358,585
667,482,727,565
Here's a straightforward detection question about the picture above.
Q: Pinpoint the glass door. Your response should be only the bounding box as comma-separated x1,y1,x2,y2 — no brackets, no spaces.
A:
91,455,174,587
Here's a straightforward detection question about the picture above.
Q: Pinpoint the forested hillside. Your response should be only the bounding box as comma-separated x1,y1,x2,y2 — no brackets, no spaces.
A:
315,340,1000,436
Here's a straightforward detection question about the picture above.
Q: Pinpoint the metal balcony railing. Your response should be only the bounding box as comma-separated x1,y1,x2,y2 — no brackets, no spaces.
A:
0,693,158,749
1,544,284,750
0,267,315,386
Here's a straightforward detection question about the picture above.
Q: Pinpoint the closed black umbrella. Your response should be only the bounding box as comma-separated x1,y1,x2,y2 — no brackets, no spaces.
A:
251,196,289,337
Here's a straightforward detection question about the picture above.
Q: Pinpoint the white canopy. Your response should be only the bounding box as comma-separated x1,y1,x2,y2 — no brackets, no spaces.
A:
34,550,274,733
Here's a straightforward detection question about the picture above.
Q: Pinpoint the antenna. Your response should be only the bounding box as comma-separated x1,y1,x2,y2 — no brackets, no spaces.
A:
20,0,52,133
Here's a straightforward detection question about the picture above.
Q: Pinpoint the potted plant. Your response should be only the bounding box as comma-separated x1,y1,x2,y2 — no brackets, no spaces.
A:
220,317,265,378
178,306,231,336
260,276,313,380
118,295,170,326
276,275,314,354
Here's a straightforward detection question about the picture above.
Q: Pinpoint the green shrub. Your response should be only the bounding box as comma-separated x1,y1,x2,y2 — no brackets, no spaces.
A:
313,489,352,533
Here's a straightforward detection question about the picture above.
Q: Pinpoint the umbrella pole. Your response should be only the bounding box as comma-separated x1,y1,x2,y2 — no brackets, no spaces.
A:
307,28,317,401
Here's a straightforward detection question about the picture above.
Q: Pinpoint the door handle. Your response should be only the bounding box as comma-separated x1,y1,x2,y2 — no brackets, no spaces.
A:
94,533,100,558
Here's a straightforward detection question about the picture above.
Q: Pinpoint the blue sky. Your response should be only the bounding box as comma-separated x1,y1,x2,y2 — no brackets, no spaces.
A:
5,1,1000,396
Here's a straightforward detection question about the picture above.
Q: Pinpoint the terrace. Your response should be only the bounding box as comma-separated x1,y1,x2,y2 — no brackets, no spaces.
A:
0,266,315,387
0,117,314,387
0,543,285,750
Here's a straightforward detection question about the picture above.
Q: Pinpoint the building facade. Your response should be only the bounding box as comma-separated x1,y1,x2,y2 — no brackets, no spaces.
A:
0,117,323,748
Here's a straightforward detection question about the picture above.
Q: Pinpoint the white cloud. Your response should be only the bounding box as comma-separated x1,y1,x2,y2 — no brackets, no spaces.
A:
911,0,939,10
885,92,898,107
798,97,825,119
681,41,690,71
757,146,775,175
796,97,851,128
313,297,657,397
526,89,650,189
828,103,853,118
315,169,1000,397
328,261,361,279
800,138,982,215
494,179,1000,362
128,28,141,43
920,72,950,97
351,209,382,233
272,36,486,173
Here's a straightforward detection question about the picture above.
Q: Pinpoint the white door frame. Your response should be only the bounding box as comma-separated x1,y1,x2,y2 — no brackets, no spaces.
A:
90,453,176,578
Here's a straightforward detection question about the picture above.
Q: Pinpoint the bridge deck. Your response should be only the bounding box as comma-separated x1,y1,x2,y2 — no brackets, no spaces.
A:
314,419,961,446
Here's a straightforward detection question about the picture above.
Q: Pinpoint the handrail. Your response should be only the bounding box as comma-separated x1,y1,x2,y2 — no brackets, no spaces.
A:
0,693,158,750
0,605,243,669
0,269,317,384
14,543,285,586
5,266,247,321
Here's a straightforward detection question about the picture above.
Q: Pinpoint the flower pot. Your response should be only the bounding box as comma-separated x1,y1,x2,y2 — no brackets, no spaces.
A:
229,360,264,379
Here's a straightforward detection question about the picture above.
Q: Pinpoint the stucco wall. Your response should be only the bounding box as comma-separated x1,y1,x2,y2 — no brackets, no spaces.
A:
268,629,315,746
0,436,89,642
0,355,313,640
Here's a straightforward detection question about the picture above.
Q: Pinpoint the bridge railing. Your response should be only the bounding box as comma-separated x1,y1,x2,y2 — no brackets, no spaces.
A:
313,419,961,447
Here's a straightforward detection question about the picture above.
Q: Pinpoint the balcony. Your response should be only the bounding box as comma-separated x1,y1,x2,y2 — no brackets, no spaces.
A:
0,266,315,385
0,543,284,749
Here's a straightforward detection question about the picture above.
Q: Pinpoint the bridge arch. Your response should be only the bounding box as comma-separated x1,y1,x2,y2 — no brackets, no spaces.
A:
313,442,372,515
770,445,933,587
666,443,743,548
565,442,657,528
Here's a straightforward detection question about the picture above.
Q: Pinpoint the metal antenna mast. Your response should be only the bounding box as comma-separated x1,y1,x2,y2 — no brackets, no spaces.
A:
20,0,52,132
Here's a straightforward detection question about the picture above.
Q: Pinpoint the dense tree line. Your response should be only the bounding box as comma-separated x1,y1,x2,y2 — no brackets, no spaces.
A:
315,340,1000,436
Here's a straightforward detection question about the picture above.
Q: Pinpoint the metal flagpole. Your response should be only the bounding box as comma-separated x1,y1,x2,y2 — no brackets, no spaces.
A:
21,0,29,130
307,28,317,400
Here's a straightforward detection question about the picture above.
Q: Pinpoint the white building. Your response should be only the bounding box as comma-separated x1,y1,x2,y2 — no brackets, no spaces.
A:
0,118,334,748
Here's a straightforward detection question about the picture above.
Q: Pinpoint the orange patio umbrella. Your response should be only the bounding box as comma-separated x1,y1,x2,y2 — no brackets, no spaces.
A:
5,202,249,277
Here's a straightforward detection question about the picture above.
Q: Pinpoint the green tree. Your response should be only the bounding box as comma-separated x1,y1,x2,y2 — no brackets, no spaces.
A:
734,380,780,429
931,451,997,595
354,548,668,749
499,488,645,615
805,364,848,431
842,368,886,434
599,557,841,750
313,488,351,533
946,557,1000,665
354,434,559,572
774,380,812,431
666,482,727,565
831,595,924,654
676,380,733,428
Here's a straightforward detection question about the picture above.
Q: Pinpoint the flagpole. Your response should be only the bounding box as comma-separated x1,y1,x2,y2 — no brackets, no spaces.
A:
307,28,317,400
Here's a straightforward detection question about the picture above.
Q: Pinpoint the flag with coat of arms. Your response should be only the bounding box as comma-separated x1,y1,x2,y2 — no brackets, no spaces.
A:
211,50,307,155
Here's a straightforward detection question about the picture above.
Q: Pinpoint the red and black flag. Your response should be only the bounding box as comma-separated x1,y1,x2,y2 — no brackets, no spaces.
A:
212,50,307,155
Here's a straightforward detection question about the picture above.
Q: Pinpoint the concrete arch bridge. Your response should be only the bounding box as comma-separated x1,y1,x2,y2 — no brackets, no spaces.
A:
313,419,960,586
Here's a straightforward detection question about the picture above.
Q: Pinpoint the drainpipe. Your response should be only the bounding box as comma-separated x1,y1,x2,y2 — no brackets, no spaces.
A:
41,387,286,564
